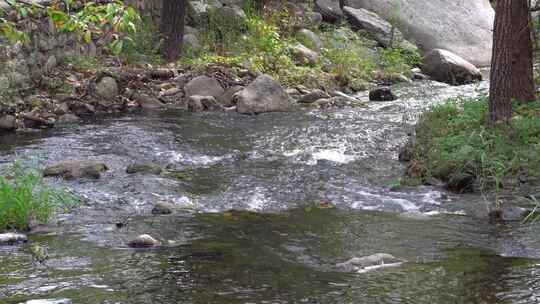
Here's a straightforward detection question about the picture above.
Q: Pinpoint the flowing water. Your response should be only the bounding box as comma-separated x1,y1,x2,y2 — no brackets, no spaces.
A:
2,80,540,304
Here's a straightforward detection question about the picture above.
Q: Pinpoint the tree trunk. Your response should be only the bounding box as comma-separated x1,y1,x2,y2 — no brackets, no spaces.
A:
489,0,535,124
160,0,186,62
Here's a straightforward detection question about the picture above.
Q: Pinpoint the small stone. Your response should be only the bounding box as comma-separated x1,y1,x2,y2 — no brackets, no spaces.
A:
151,202,175,215
128,234,160,248
0,232,28,245
44,55,57,74
369,87,397,101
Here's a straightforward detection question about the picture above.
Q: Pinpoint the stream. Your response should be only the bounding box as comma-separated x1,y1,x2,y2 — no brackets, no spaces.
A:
2,79,540,304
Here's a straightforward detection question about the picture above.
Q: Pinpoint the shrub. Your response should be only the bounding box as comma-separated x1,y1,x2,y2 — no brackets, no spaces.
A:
0,162,77,231
406,97,540,194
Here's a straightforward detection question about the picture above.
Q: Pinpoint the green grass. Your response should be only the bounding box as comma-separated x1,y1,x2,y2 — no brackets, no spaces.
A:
0,162,77,231
406,97,540,194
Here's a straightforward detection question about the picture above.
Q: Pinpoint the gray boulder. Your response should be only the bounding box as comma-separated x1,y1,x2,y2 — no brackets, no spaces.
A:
235,75,295,114
315,0,343,23
347,0,494,66
213,5,247,28
184,76,224,98
0,115,17,131
343,6,416,51
296,29,323,51
183,34,201,51
94,76,119,100
422,49,482,85
43,160,108,179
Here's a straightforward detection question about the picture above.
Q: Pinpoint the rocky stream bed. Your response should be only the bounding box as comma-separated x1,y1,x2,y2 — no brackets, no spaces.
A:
2,79,540,304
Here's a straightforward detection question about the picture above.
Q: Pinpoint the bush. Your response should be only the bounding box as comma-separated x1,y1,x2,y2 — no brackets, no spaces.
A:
0,162,77,231
406,97,540,194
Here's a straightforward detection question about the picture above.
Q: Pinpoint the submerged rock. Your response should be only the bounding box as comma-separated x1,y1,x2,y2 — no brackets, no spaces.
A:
43,160,108,180
336,253,405,273
369,87,397,101
0,232,28,245
235,75,295,114
151,202,175,215
126,163,163,175
422,49,482,85
128,234,161,248
22,299,72,304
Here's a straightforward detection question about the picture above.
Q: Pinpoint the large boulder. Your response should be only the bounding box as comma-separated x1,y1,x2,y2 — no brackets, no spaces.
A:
315,0,343,23
235,75,295,114
343,6,416,51
422,49,482,85
347,0,494,66
184,76,224,98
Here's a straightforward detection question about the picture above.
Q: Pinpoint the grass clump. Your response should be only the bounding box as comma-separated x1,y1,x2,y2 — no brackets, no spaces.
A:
406,97,540,194
0,162,77,231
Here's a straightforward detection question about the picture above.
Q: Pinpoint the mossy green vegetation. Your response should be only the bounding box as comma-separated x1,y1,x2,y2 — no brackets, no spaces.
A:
181,9,419,90
405,97,540,195
0,162,77,231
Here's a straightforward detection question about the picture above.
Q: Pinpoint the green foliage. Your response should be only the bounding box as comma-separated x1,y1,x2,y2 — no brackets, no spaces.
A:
321,28,376,84
380,47,421,77
407,97,540,194
47,1,141,55
0,161,77,231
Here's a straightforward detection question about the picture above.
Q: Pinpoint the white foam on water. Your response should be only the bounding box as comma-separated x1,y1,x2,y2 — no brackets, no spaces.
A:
309,149,357,165
246,187,269,211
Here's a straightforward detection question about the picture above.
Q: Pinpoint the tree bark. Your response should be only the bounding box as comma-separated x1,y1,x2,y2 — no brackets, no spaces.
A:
489,0,535,124
160,0,186,62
